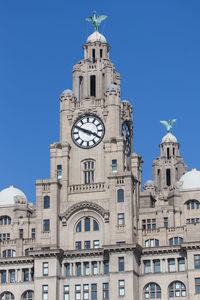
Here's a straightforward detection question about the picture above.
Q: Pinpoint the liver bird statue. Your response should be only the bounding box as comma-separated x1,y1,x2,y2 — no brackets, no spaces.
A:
86,11,107,32
160,119,176,132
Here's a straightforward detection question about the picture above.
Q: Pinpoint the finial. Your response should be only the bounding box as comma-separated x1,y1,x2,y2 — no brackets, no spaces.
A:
86,11,107,32
160,119,176,132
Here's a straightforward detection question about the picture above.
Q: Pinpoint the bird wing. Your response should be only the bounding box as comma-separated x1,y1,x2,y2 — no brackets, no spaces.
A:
97,15,107,23
160,120,169,129
86,17,93,23
171,119,176,125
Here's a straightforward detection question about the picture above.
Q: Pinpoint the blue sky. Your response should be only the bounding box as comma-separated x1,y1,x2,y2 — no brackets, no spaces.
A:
0,0,200,203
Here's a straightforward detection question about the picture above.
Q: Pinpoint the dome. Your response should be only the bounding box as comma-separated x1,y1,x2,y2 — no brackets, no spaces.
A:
86,32,107,43
0,186,27,206
106,83,119,93
60,89,73,97
144,180,157,190
161,132,178,144
179,169,200,190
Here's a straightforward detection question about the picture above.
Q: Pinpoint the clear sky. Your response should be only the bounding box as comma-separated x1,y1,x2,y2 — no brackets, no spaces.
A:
0,0,200,204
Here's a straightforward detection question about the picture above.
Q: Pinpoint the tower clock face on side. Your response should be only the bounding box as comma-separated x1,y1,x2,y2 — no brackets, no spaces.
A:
122,121,131,156
71,115,105,149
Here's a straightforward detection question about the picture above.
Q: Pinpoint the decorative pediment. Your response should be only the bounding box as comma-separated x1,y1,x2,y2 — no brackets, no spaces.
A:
60,201,109,226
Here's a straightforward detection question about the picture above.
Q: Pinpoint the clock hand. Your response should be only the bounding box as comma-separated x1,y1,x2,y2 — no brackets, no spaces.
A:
75,126,101,138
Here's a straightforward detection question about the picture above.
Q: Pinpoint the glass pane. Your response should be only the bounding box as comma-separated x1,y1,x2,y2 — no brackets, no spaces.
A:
85,218,90,231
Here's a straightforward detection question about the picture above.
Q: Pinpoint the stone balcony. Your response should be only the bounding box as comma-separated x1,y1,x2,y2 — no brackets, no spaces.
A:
68,182,105,194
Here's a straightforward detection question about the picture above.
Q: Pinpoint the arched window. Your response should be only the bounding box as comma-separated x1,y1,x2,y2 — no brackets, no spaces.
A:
168,281,186,297
144,282,161,299
83,161,95,184
145,239,159,248
0,292,15,300
21,290,34,300
186,200,199,210
0,216,11,225
3,249,16,258
43,196,50,209
169,237,183,246
75,217,99,232
117,189,124,203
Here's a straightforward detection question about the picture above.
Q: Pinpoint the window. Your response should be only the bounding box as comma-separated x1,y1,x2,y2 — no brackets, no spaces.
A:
168,259,176,272
3,249,16,257
83,284,89,300
85,217,90,231
142,219,156,230
104,261,109,274
103,283,109,299
84,241,91,249
84,262,90,275
44,196,50,209
92,261,98,275
57,164,62,179
118,257,124,271
100,49,103,58
144,260,151,273
178,258,185,272
112,159,117,173
9,270,15,283
93,220,99,231
186,200,199,210
168,281,186,297
91,283,97,299
0,216,11,225
31,228,35,239
153,260,160,273
23,268,29,281
76,221,82,232
76,263,81,276
25,248,33,256
43,219,50,232
194,255,200,269
93,240,99,248
75,285,81,300
117,189,124,202
118,213,125,226
195,278,200,294
0,270,6,283
19,228,23,239
84,161,95,184
144,283,161,299
167,147,170,159
119,280,125,296
164,217,168,228
64,286,69,300
90,75,96,97
92,49,95,63
145,239,159,248
75,241,82,250
22,290,34,300
65,263,70,276
169,237,183,246
43,285,48,300
43,262,48,276
76,218,99,232
187,218,200,223
166,168,171,186
116,241,126,245
0,292,14,300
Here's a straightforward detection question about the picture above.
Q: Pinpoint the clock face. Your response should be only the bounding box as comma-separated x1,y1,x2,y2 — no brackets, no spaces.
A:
122,121,131,156
71,115,105,149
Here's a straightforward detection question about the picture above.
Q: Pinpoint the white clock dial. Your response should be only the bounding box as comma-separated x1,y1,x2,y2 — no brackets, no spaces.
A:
71,115,105,149
122,121,131,156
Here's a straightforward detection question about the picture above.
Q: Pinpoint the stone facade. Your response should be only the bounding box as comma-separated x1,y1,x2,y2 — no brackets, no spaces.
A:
0,30,200,300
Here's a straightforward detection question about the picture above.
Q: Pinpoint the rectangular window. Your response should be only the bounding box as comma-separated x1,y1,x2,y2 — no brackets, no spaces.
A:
9,270,15,283
84,262,90,276
166,168,171,186
168,259,175,272
178,258,185,272
44,196,50,209
75,241,82,250
112,159,117,173
64,285,70,300
103,283,109,299
118,213,125,226
57,164,62,179
104,261,109,274
144,260,151,273
43,285,48,300
164,217,168,228
76,263,81,276
75,284,81,300
23,268,29,281
43,262,49,276
167,147,170,159
194,255,200,269
85,217,90,231
119,280,125,296
65,263,70,276
31,228,35,239
195,278,200,294
84,240,91,249
91,283,97,299
83,284,89,300
43,219,50,232
90,75,96,97
153,260,160,273
93,240,99,249
92,261,98,275
19,228,23,239
1,270,6,283
118,257,124,271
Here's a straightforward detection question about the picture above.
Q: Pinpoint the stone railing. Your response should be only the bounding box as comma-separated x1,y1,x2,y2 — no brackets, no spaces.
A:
1,239,16,246
68,182,105,194
23,238,35,245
